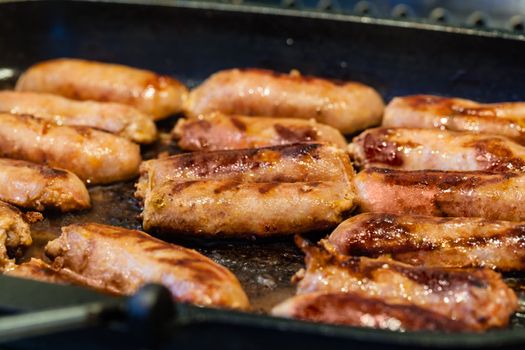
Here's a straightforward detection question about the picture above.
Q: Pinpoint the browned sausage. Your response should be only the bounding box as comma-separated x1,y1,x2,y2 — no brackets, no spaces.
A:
327,212,525,271
136,143,354,199
137,143,356,237
292,237,517,331
0,91,157,143
384,95,525,144
0,113,141,184
44,223,249,309
0,158,90,212
353,168,525,221
184,69,384,134
272,292,469,332
172,113,348,151
16,58,188,120
350,127,525,172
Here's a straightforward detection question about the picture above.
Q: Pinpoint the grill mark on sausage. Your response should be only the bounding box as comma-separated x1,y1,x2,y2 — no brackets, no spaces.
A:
361,131,405,167
464,138,525,172
274,124,318,142
338,216,525,258
258,182,279,194
372,168,518,189
230,117,247,132
170,181,198,194
213,181,240,194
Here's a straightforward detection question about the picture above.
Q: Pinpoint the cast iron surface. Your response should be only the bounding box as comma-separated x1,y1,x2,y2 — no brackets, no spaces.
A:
0,1,525,349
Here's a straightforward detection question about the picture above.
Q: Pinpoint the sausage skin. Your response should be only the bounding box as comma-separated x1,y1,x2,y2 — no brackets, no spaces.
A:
172,113,348,151
184,69,384,134
136,143,354,199
327,212,525,271
0,113,141,184
44,223,249,309
293,237,517,331
350,127,525,172
0,158,90,212
16,58,188,120
354,168,525,221
272,292,469,332
384,95,525,145
0,91,157,143
137,143,355,237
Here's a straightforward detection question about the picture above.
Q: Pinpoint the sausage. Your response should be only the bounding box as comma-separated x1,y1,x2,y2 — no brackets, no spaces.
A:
44,223,249,309
272,292,469,332
353,168,525,221
184,68,384,134
349,127,525,172
0,201,32,265
16,58,188,120
136,143,354,199
0,113,141,184
137,143,356,237
0,158,90,212
141,180,355,237
327,212,525,271
384,95,525,145
172,113,348,151
293,237,517,331
0,91,157,143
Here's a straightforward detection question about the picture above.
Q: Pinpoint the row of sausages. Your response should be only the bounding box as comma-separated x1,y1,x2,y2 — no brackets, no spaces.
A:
3,58,525,333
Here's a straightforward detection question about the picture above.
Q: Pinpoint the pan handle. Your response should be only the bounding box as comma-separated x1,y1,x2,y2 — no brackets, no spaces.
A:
0,284,174,343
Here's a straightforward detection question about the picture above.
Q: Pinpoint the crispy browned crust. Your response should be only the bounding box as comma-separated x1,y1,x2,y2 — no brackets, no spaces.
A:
0,113,141,184
172,113,348,150
44,223,249,309
272,292,470,332
384,95,525,144
293,237,518,331
0,158,90,212
16,58,188,120
354,168,525,221
327,212,525,271
184,68,384,134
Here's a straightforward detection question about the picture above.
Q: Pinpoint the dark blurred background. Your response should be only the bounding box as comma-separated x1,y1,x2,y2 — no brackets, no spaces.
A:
197,0,525,32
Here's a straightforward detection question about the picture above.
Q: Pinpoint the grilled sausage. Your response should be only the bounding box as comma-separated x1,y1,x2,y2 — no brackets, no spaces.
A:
184,69,384,134
16,58,188,120
350,127,525,172
272,292,469,332
0,159,89,212
0,91,157,143
0,202,32,265
384,95,525,144
293,237,517,331
172,113,348,151
137,144,356,237
136,143,354,199
354,168,525,221
44,223,249,309
142,180,355,237
0,113,141,184
327,212,525,271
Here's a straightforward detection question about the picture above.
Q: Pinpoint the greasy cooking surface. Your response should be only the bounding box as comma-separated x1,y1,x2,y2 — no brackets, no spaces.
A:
1,1,525,338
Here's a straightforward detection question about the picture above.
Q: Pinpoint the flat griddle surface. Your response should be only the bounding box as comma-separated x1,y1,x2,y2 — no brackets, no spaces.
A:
1,1,525,347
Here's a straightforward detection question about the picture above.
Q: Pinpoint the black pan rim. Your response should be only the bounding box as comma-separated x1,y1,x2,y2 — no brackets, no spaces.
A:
0,0,523,347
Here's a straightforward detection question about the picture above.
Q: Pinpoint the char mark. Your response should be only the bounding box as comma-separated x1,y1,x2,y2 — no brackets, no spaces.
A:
274,124,318,142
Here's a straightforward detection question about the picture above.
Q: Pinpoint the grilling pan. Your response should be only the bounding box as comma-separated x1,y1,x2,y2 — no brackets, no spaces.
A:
0,1,524,349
